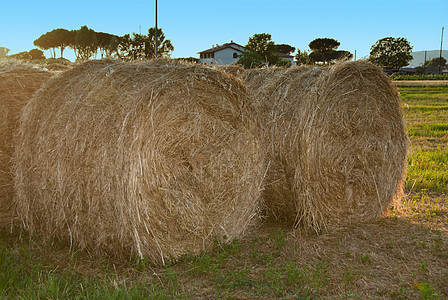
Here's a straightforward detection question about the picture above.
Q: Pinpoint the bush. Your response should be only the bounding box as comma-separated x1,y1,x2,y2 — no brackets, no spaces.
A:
29,49,45,60
391,74,448,81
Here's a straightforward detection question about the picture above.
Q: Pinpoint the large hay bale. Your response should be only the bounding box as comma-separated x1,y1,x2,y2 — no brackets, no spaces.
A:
246,65,327,225
299,61,408,230
0,60,51,227
245,61,408,231
239,67,289,124
14,59,265,263
213,64,245,79
240,67,287,99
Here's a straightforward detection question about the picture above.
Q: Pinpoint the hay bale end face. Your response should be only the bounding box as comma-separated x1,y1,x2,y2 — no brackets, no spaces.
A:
0,60,52,227
14,59,265,263
300,61,408,230
244,61,408,231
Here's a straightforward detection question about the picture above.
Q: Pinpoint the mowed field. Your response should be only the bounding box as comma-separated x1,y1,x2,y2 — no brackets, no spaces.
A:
0,85,447,299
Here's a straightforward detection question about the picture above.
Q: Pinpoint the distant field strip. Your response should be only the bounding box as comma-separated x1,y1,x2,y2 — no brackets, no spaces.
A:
408,123,448,137
400,85,448,193
394,80,448,87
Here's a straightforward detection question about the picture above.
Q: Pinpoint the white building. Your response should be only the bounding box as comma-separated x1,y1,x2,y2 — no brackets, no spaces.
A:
198,41,245,65
198,41,296,66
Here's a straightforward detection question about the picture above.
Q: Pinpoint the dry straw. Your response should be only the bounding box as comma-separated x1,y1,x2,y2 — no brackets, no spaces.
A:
14,59,265,264
0,60,51,227
239,66,289,122
213,64,245,78
243,61,408,231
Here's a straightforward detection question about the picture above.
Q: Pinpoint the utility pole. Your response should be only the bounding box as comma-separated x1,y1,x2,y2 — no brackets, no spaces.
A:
423,50,427,74
155,0,158,59
439,26,444,75
354,50,356,61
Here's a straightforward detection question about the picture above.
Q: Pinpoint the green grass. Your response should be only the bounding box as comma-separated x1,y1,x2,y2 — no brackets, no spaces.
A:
406,149,448,193
2,218,447,299
408,124,448,137
391,74,448,81
400,85,448,194
0,231,334,299
0,236,185,299
400,86,448,97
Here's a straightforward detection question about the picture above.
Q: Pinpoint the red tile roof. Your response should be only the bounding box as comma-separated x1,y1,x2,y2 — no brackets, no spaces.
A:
198,42,245,54
276,52,294,58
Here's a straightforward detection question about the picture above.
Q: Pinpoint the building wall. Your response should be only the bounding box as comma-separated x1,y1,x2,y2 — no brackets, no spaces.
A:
199,44,298,67
213,48,243,65
201,58,214,65
199,44,245,65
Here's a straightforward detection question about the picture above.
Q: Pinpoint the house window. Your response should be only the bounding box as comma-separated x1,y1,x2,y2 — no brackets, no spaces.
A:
233,53,238,59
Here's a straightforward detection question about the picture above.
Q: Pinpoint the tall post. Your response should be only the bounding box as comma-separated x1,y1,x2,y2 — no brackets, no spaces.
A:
439,26,444,75
155,0,158,59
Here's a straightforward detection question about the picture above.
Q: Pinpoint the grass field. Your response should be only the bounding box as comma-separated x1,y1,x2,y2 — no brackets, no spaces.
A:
1,85,447,299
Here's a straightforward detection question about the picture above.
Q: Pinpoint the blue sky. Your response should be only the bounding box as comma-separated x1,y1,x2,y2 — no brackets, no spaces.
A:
1,0,446,61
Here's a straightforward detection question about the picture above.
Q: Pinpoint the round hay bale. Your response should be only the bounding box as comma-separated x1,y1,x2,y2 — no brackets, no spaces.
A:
244,62,408,231
44,63,72,72
213,64,245,79
239,67,289,122
245,65,327,225
240,67,287,97
0,60,52,227
14,59,265,264
296,61,408,230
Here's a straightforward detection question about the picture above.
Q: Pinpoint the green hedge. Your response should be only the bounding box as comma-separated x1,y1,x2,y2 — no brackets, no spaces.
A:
391,74,448,81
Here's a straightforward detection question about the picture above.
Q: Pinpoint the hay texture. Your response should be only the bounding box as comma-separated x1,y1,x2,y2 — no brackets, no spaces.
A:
213,64,245,79
0,60,51,227
14,59,265,263
239,67,288,121
244,61,408,231
240,67,286,99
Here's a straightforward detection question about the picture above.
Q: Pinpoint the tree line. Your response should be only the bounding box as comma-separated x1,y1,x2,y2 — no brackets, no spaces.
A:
32,26,173,61
1,26,430,71
236,33,418,70
236,33,353,69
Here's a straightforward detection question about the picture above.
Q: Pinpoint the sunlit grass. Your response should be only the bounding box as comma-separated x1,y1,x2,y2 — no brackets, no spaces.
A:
406,149,448,192
404,105,448,113
408,124,448,138
399,85,448,194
